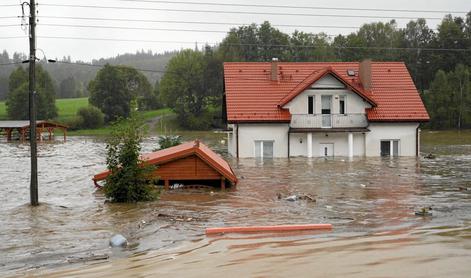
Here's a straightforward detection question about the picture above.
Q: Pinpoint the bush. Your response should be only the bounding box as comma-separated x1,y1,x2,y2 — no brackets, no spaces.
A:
157,135,182,150
76,105,104,129
65,116,84,131
104,114,159,202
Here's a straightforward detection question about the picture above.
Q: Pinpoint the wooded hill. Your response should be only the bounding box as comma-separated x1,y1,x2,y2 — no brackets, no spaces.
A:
0,50,176,100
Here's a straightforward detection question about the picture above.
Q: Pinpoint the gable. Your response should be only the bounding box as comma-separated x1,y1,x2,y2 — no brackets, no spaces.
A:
310,74,346,89
156,154,221,180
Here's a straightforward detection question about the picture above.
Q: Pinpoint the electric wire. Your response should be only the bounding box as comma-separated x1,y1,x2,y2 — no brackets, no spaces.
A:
112,0,469,14
39,3,446,20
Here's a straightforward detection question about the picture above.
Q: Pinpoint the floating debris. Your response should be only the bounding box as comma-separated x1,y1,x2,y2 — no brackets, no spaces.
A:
285,195,298,202
109,234,128,247
424,153,436,159
415,207,433,217
67,254,109,263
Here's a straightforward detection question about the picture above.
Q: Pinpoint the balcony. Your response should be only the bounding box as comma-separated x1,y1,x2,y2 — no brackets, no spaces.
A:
290,113,368,129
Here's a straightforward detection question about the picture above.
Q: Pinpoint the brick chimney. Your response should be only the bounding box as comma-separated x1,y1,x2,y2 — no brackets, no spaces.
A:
271,57,279,81
359,59,372,91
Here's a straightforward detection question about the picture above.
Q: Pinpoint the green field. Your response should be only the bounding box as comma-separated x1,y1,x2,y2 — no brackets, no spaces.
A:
0,101,6,120
0,97,175,136
55,97,89,123
0,97,89,122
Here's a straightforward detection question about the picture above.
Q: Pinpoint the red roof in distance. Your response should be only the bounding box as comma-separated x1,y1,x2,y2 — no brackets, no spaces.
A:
224,61,429,123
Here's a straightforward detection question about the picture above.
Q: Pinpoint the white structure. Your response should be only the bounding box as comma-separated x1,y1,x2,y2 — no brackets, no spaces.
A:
224,61,429,158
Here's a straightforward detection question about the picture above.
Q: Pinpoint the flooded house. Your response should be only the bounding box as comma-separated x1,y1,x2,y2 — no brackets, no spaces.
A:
224,59,429,158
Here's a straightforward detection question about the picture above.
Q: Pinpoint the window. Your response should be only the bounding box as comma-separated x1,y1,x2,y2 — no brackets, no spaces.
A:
339,95,346,115
308,96,315,114
381,140,399,157
254,140,274,158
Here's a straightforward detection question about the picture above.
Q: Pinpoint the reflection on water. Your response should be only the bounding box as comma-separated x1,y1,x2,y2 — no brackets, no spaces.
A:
0,135,471,277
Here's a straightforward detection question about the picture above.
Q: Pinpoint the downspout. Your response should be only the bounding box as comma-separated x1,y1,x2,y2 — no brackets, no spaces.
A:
236,123,239,158
287,129,290,158
416,125,420,157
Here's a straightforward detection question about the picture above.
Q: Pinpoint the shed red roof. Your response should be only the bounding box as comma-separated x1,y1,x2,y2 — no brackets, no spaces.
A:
224,62,429,122
93,140,237,184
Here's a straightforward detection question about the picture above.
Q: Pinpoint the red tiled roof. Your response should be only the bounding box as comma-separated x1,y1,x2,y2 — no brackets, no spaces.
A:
224,62,429,122
93,140,238,184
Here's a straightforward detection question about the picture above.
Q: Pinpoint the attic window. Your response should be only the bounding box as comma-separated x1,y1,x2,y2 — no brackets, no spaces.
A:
347,69,355,76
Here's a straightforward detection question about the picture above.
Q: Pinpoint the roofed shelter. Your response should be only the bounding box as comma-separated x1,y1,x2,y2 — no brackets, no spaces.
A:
93,140,238,190
0,120,67,142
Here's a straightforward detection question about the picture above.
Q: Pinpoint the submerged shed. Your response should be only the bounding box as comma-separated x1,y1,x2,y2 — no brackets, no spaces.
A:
93,140,238,189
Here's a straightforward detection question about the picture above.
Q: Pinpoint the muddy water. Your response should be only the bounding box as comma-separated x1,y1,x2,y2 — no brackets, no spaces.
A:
1,134,471,277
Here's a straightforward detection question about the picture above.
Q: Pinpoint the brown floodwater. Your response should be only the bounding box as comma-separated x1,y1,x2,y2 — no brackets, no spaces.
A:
0,133,470,277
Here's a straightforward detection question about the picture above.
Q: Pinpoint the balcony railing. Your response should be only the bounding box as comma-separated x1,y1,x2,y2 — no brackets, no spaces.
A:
290,113,368,128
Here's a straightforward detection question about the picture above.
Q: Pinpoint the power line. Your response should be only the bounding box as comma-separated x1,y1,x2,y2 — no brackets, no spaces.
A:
39,23,237,34
54,60,167,73
39,3,445,20
39,15,362,30
113,0,469,14
32,35,471,52
0,24,23,27
0,62,23,66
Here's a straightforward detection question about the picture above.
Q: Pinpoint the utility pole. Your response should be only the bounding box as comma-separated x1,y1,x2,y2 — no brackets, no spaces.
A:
29,0,38,206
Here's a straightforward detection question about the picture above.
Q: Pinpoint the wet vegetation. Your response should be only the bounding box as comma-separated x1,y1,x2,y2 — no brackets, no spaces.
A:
104,114,159,202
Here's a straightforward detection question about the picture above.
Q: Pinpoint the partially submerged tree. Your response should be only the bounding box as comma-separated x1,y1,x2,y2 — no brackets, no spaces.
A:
104,114,158,202
157,135,182,150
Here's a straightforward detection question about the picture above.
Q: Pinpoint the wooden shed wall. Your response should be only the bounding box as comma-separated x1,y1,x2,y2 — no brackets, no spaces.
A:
155,154,222,180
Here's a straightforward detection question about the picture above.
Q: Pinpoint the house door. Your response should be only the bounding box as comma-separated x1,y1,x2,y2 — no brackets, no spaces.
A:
320,143,334,157
255,140,274,158
321,95,332,128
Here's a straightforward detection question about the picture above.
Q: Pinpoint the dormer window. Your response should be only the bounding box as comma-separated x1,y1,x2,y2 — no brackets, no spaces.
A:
308,96,315,114
339,95,346,115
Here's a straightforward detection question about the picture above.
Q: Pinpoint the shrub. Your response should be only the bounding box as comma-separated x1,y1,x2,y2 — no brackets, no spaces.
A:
104,114,159,202
157,135,182,150
76,105,104,129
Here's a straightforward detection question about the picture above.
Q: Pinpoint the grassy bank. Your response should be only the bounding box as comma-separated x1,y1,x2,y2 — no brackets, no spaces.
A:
421,130,471,145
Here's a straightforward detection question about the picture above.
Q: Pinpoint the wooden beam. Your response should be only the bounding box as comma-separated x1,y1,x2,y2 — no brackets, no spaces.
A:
220,177,226,190
164,179,170,190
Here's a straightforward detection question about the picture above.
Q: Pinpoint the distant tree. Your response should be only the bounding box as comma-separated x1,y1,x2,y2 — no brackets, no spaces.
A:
160,49,213,129
428,70,454,129
58,76,77,98
448,64,471,129
5,65,58,120
88,64,153,122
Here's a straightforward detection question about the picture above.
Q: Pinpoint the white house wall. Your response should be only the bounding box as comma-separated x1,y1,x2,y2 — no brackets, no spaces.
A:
290,132,365,157
237,124,289,158
365,123,419,156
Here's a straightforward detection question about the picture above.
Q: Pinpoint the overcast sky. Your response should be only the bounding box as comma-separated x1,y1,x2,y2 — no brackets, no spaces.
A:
1,0,470,62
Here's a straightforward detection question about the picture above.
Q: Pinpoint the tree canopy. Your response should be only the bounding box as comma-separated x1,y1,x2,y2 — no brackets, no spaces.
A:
5,65,58,120
88,64,157,122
